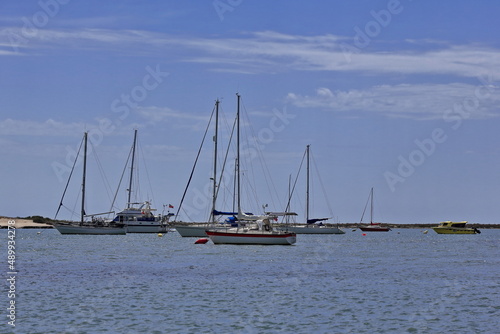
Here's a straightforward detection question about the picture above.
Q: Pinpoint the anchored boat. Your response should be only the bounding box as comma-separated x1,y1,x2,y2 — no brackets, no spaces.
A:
206,215,297,245
283,145,344,235
54,132,126,235
432,221,480,234
358,188,391,232
172,99,234,237
111,130,169,233
206,94,296,245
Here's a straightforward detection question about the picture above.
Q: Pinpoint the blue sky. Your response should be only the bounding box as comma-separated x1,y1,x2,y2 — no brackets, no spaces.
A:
1,0,500,224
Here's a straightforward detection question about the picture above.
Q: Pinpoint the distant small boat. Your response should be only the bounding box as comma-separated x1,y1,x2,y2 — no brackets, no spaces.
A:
282,145,344,235
358,188,391,232
359,223,391,232
432,221,480,234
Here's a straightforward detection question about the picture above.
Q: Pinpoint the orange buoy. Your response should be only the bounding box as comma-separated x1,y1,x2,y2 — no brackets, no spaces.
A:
195,238,209,244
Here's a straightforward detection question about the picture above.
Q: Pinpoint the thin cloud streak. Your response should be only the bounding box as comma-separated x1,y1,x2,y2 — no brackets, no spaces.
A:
286,83,500,120
1,28,499,79
0,106,212,138
0,118,139,137
136,106,210,123
0,118,87,136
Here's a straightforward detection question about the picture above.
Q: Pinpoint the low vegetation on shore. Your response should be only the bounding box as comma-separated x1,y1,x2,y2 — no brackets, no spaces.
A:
1,216,499,229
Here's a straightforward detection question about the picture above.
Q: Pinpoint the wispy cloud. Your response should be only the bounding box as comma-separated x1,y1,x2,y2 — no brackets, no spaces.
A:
0,105,214,138
286,83,500,120
0,27,177,55
2,28,499,79
136,106,209,123
0,118,140,136
135,106,212,132
0,136,63,158
176,31,500,79
0,49,18,55
0,118,87,136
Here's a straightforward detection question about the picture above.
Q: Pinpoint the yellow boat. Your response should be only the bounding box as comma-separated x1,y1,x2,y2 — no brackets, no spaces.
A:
432,221,480,234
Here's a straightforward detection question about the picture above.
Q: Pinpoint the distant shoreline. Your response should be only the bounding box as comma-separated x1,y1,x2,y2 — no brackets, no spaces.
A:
173,221,500,229
2,217,499,229
0,217,53,229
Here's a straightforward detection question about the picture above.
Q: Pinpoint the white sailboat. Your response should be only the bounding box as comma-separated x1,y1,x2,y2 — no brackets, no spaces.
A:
54,220,125,235
206,215,297,245
54,132,126,235
111,130,168,233
206,94,297,245
285,145,345,234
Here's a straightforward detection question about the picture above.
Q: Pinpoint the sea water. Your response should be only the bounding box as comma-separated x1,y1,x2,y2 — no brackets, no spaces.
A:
2,228,499,333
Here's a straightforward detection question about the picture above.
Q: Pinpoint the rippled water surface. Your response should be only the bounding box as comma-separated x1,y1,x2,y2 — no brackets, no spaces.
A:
2,229,499,333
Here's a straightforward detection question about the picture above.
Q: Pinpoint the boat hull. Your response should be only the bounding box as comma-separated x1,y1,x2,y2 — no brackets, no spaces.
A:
174,224,233,237
124,223,168,233
284,225,345,234
54,224,126,235
359,226,391,232
174,224,210,237
206,229,296,245
432,221,480,234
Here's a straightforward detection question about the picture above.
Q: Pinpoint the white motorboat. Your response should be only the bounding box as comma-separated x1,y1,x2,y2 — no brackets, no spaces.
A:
111,130,169,233
113,201,169,233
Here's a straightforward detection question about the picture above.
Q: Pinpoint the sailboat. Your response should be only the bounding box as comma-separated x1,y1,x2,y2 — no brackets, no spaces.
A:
54,132,127,235
173,99,235,237
285,145,345,234
358,187,391,232
206,94,297,245
110,130,169,233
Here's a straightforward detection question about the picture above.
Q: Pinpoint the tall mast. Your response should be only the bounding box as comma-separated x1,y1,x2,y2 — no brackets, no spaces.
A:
236,93,241,214
211,99,220,223
287,174,292,224
127,129,138,208
81,132,88,223
306,144,310,223
370,187,374,224
232,162,237,213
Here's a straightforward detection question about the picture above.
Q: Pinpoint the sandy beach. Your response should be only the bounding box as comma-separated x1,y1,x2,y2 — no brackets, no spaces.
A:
0,217,53,229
